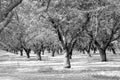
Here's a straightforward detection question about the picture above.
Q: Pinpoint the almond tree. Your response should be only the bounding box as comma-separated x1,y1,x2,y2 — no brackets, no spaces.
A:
47,12,85,68
41,0,111,68
84,5,120,61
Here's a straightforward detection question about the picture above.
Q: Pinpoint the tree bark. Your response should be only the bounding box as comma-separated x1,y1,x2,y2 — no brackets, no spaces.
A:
26,52,30,58
36,51,42,60
20,50,23,56
86,50,92,57
51,50,55,57
13,49,18,54
111,48,116,55
56,49,59,54
69,50,73,59
58,48,63,55
42,49,45,55
82,50,85,54
24,49,31,58
47,49,51,53
93,48,96,54
64,50,71,68
99,49,107,61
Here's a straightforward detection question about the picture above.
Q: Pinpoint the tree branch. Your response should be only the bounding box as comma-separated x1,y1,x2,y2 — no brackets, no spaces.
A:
45,0,51,11
4,0,23,17
0,12,14,33
0,0,23,22
112,35,120,41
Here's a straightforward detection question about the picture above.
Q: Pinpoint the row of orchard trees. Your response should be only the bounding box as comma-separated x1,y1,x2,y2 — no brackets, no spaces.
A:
0,0,120,68
0,0,62,60
44,0,120,68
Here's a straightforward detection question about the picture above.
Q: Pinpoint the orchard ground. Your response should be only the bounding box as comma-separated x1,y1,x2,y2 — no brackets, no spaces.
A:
0,50,120,80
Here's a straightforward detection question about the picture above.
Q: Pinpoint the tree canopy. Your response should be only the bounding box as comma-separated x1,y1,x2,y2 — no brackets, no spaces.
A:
0,0,120,68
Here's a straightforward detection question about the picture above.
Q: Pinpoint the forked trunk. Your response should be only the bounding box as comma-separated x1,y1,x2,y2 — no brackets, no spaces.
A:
99,49,107,61
64,50,71,68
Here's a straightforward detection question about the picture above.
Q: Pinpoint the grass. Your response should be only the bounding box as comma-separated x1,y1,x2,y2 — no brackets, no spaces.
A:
0,50,120,80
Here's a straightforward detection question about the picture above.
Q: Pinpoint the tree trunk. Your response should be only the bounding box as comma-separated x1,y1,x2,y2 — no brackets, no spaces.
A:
24,49,31,58
48,49,51,53
51,50,55,57
82,50,85,54
60,48,63,54
93,49,96,54
112,48,116,55
56,49,59,54
26,52,30,58
42,49,45,55
64,50,71,68
69,50,73,59
87,51,92,57
99,49,107,61
20,50,23,56
33,50,37,54
14,50,18,54
37,51,42,60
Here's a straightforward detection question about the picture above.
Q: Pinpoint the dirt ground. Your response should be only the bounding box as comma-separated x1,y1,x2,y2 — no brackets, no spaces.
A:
0,50,120,80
